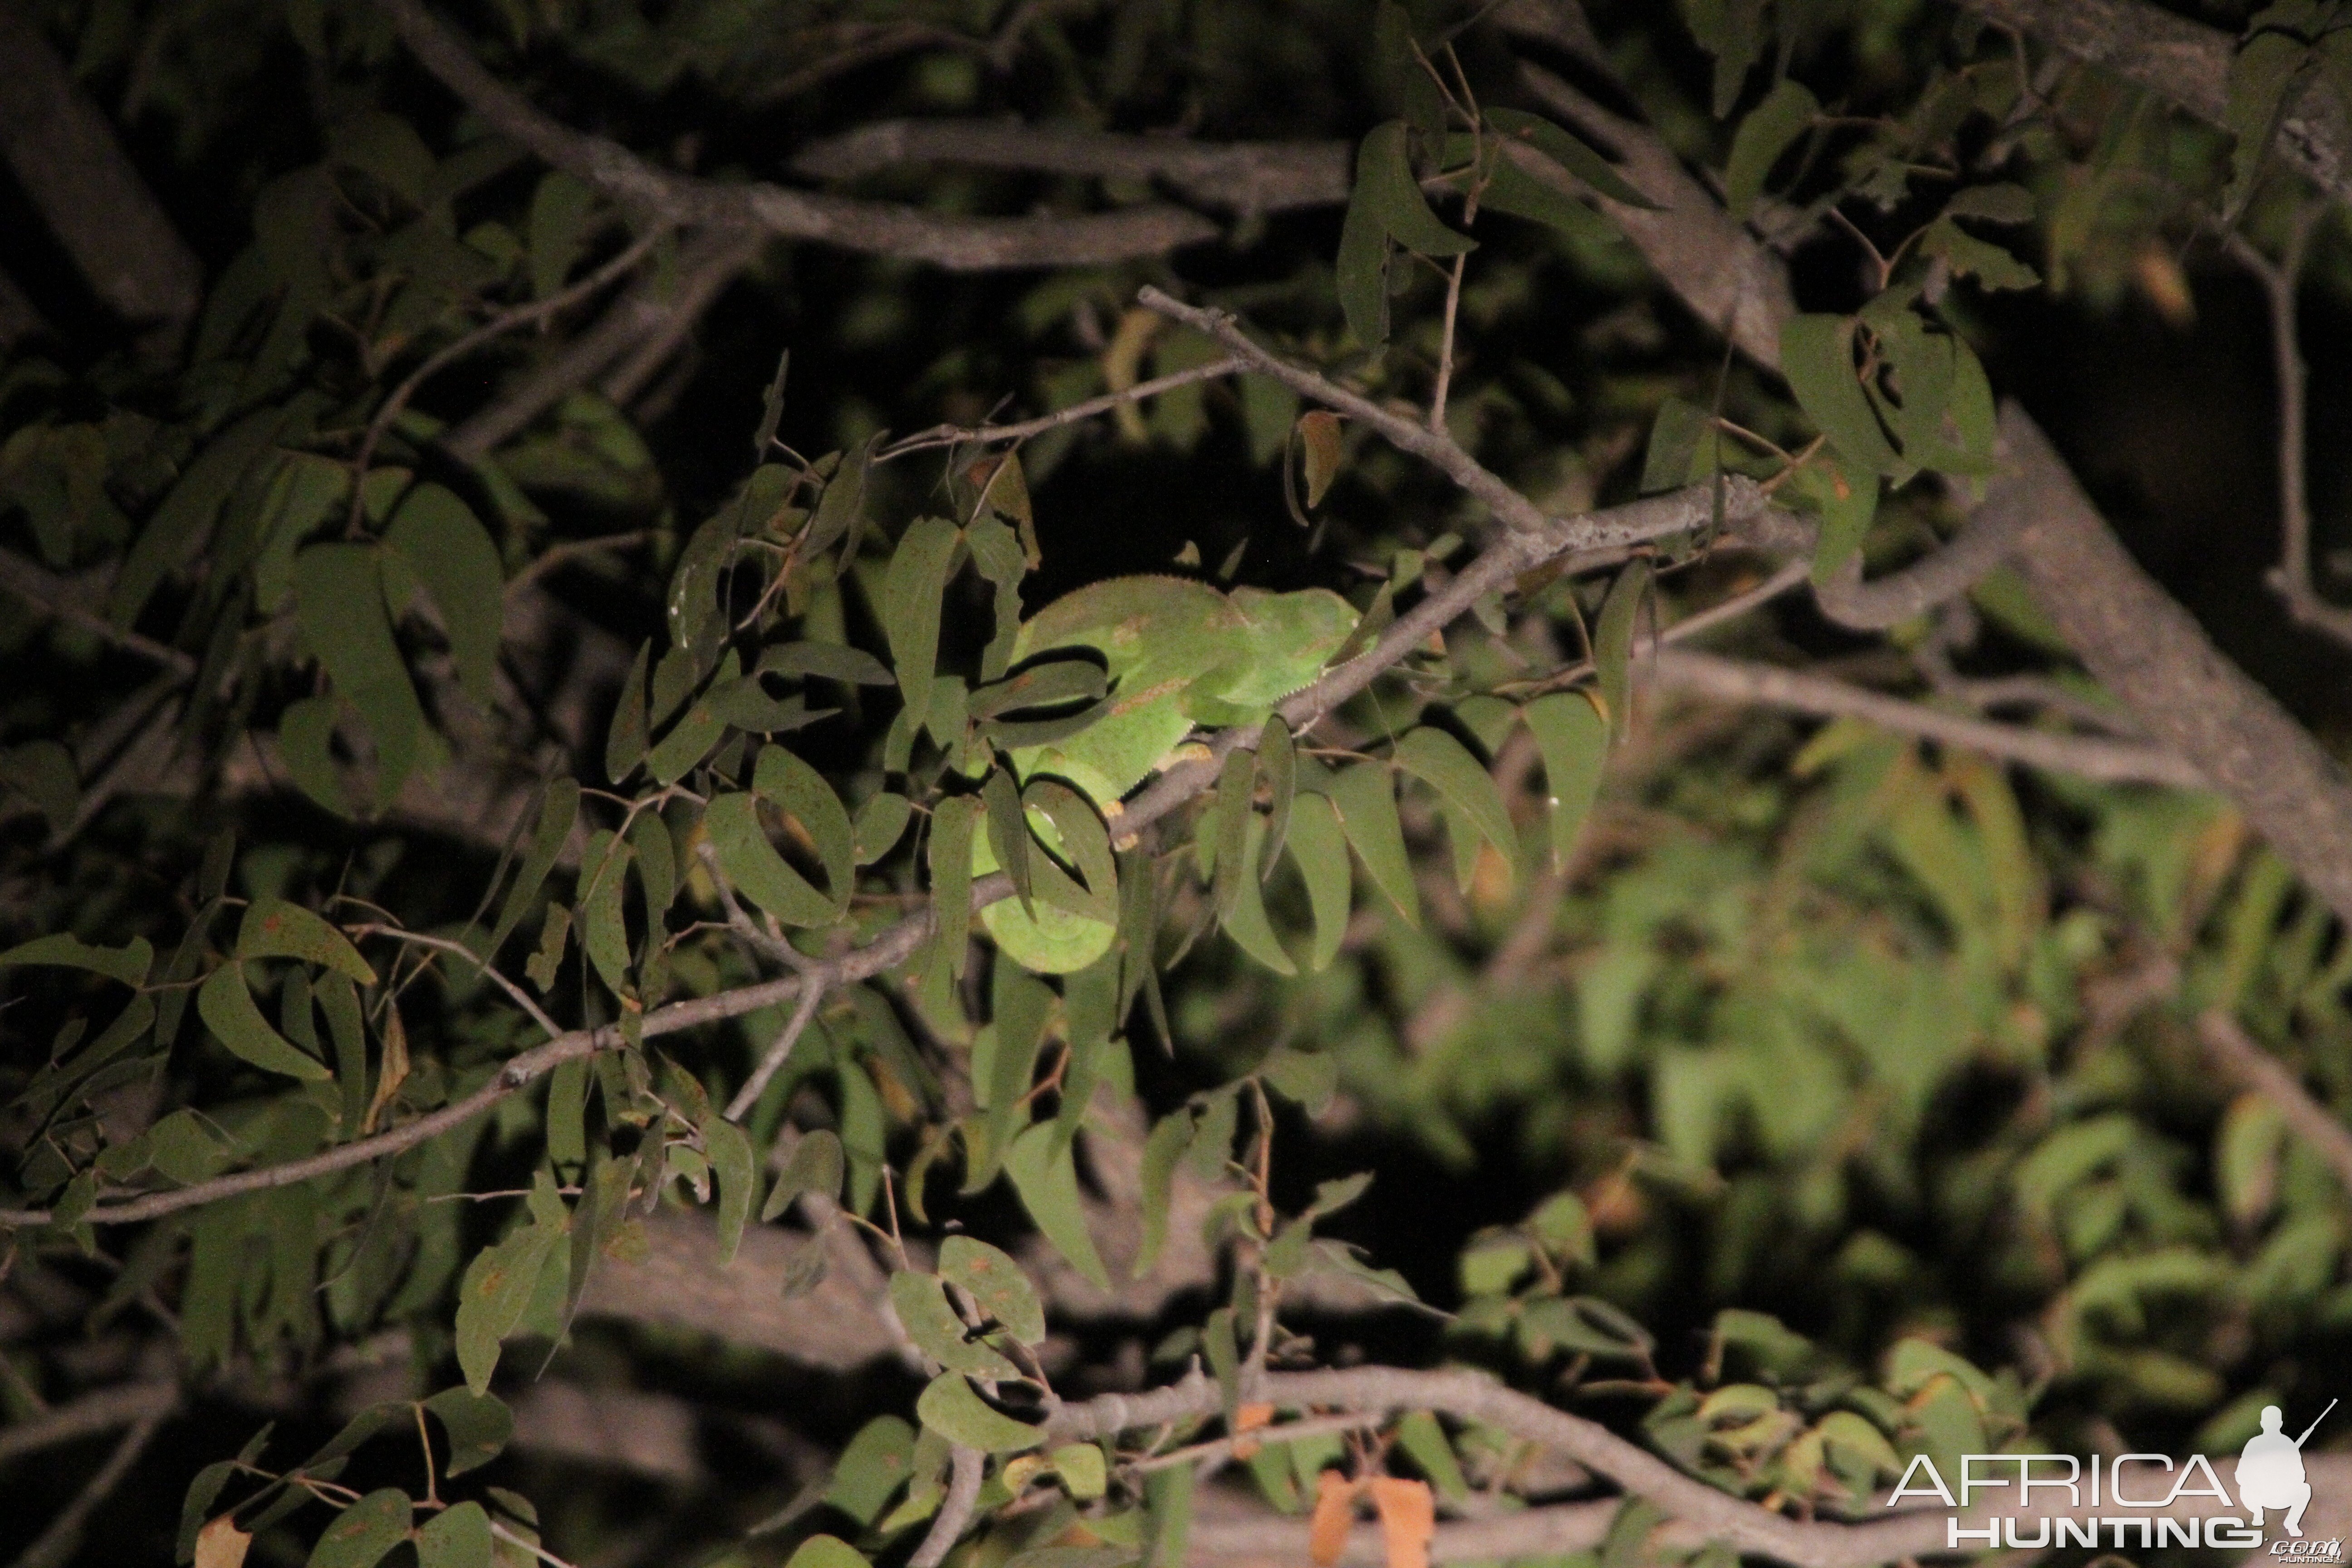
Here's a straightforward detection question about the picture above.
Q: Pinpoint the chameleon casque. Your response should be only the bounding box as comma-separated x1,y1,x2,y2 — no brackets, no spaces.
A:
973,575,1358,972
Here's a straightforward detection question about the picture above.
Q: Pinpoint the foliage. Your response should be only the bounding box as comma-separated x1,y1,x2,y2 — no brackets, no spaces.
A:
5,0,2352,1565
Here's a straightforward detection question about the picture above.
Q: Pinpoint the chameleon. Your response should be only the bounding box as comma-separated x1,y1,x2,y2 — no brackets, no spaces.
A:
973,575,1359,972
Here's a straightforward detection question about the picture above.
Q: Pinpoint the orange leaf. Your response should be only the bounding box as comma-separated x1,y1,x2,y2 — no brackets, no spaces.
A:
195,1514,252,1568
1369,1476,1435,1568
1298,411,1344,508
1233,1400,1275,1459
1309,1469,1359,1566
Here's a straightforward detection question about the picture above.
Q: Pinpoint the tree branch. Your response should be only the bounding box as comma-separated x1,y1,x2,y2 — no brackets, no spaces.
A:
2198,1010,2352,1200
0,3,201,346
1808,498,2036,631
792,120,1352,216
0,448,1755,1233
0,1381,176,1465
0,548,198,677
909,1445,985,1568
1956,0,2352,208
1991,401,2352,929
1056,1366,2352,1568
1651,648,2202,787
5,1398,173,1568
371,0,1217,270
1510,62,1793,372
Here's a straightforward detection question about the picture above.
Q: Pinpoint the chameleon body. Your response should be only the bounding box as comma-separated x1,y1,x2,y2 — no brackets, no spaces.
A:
975,575,1358,971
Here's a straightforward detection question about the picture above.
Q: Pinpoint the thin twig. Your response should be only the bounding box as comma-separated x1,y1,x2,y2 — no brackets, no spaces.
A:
344,923,565,1040
489,1521,585,1568
503,531,658,600
1652,648,2201,786
6,1400,173,1568
0,290,1779,1234
725,980,827,1123
0,1382,175,1465
1430,253,1468,434
348,229,666,530
2224,208,2352,647
877,356,1246,461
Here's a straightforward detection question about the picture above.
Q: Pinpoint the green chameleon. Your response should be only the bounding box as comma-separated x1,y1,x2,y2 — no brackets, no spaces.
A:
974,575,1358,972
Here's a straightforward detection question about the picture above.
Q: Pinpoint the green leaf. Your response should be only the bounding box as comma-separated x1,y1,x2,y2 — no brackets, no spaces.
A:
854,792,912,864
278,696,355,818
306,1488,411,1568
982,764,1034,914
916,1372,1046,1452
1203,746,1255,914
1220,815,1297,976
891,1270,1021,1376
1322,762,1416,927
786,1536,872,1568
1484,108,1660,210
528,171,596,298
1025,781,1118,924
384,485,504,706
760,641,895,686
705,792,835,928
1336,160,1392,347
201,964,333,1081
0,740,76,830
454,1186,567,1394
606,642,650,784
706,1113,758,1265
1261,1046,1337,1115
928,795,983,975
2225,28,2312,215
753,745,856,912
1395,1412,1469,1504
1005,1120,1112,1290
1395,727,1515,893
295,543,432,802
487,779,578,958
0,931,152,986
1283,791,1352,971
415,1500,492,1568
1779,315,1905,476
236,898,374,983
938,1235,1046,1345
1050,1443,1109,1501
1723,79,1818,220
825,1419,916,1527
109,407,280,628
1521,692,1608,869
1373,3,1445,152
577,829,634,998
884,517,962,733
422,1388,512,1477
1593,560,1650,742
1136,1112,1191,1279
1944,183,2033,222
1359,121,1475,257
1146,1463,1193,1568
760,1128,846,1220
1800,453,1881,582
1918,218,2040,290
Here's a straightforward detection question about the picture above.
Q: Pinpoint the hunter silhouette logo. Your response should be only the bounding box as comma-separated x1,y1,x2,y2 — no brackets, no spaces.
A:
2240,1401,2334,1542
